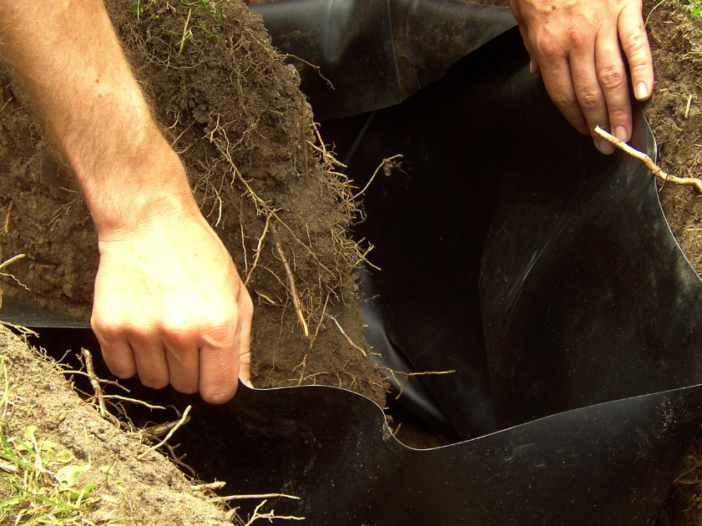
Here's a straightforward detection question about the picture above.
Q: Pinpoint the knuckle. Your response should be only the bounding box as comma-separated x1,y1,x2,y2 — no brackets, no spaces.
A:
564,27,585,50
552,92,577,110
622,31,648,55
598,66,626,91
578,91,600,109
534,33,560,58
162,324,194,350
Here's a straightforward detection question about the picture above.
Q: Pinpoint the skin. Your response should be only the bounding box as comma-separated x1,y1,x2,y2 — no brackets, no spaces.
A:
0,0,253,403
510,0,654,154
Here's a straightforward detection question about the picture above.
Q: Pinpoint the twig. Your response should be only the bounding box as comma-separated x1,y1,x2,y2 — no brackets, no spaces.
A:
208,493,300,503
323,313,367,356
686,95,693,120
0,253,24,272
594,126,702,193
137,405,192,460
272,223,309,337
354,155,403,199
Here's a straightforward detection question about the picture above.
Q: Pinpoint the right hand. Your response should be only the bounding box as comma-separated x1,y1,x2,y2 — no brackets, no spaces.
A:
510,0,654,153
91,208,253,404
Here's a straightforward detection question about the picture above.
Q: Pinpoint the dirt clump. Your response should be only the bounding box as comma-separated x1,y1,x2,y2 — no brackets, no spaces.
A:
0,0,385,406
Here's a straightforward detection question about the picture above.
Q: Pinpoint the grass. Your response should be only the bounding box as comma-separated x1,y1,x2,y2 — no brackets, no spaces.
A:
679,0,702,18
0,358,113,526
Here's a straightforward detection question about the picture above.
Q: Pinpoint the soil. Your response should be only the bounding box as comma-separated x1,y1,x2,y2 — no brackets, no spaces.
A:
2,0,702,524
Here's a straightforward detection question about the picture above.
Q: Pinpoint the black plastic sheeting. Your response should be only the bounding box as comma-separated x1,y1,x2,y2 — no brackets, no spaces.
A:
4,1,702,523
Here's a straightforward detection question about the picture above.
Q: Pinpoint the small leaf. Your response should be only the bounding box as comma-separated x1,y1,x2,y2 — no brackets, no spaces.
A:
55,450,73,464
56,465,85,487
24,426,37,442
38,440,58,452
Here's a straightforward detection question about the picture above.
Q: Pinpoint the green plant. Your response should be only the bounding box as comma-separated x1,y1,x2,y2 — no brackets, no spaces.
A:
679,0,702,18
0,359,106,525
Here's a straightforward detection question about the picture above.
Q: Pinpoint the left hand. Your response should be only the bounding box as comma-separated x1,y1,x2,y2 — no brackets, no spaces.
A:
510,0,654,154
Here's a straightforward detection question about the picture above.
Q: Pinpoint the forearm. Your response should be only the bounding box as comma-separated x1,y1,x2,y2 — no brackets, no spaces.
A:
0,0,197,237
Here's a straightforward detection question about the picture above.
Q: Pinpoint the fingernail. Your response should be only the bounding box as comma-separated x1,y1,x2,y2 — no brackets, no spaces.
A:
529,60,537,74
614,125,629,142
636,81,649,100
598,139,615,155
243,378,254,389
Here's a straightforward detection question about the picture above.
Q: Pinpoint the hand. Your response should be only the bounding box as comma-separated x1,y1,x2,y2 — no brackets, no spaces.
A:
510,0,653,153
91,209,253,404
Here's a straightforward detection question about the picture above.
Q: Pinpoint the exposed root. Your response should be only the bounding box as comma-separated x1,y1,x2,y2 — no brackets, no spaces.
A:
244,500,305,526
272,222,309,338
323,313,367,357
353,154,404,199
137,405,192,460
80,348,120,427
209,493,300,503
3,201,12,234
380,367,457,399
594,126,702,192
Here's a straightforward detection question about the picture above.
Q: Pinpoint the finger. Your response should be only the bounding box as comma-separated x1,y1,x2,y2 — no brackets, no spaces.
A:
199,325,239,404
164,330,200,394
537,51,589,135
237,295,253,387
129,335,170,389
619,3,653,101
595,27,632,143
569,49,613,153
96,334,137,378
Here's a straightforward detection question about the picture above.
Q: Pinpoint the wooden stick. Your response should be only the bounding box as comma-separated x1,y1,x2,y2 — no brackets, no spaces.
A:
594,126,702,193
137,405,192,460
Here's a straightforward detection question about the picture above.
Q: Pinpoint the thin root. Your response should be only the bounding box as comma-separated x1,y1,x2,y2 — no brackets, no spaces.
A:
594,126,702,193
